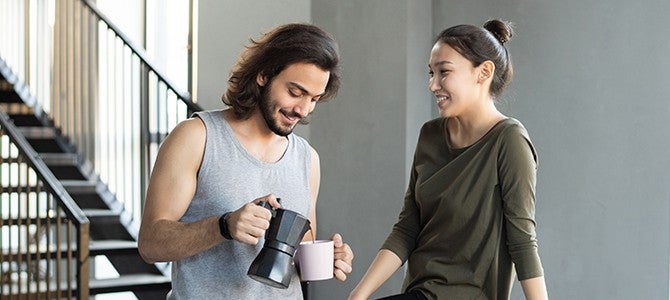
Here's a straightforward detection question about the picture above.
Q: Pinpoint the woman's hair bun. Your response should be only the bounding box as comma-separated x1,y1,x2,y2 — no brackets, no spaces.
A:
483,19,514,44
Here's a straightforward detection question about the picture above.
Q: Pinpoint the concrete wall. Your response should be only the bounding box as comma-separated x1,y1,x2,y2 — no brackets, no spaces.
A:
196,1,670,299
309,1,433,299
196,0,310,110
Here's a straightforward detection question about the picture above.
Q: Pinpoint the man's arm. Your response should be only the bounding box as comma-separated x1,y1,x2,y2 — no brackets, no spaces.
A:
137,117,222,263
137,118,279,263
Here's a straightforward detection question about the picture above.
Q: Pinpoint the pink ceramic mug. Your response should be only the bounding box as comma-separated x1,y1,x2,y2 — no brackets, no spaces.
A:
294,240,334,281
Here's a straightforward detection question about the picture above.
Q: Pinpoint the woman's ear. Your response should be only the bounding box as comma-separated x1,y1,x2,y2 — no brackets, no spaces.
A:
256,73,267,86
478,60,495,83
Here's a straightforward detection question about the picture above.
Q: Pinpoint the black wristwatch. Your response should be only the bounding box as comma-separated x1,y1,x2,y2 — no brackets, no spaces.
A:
219,212,233,240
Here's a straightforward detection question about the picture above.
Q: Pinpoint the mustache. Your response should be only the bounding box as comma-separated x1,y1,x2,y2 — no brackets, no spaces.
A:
283,110,311,125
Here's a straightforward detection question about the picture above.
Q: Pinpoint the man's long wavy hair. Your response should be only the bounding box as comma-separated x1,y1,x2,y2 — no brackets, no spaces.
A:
223,23,341,120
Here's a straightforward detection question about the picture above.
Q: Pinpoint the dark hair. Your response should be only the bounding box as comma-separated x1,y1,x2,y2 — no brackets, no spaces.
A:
223,23,341,120
436,19,514,98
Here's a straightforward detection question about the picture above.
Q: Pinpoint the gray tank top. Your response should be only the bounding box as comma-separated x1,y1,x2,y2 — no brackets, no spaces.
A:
167,109,312,299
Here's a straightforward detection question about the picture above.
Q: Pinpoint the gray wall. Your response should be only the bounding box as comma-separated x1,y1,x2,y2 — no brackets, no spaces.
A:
196,0,310,109
309,1,433,299
197,1,670,299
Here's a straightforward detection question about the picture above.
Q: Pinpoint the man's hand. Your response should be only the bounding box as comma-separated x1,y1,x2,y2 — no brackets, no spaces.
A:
227,194,281,244
331,233,354,281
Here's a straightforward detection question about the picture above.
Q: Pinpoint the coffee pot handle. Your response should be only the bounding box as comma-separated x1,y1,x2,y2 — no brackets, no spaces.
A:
258,198,280,217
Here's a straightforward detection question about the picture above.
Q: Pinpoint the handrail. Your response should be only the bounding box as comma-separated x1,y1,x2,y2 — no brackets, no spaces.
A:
1,109,90,298
79,0,201,114
0,0,205,225
0,113,89,224
0,64,88,224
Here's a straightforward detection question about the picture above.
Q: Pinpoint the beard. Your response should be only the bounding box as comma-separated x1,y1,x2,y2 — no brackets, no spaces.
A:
259,86,307,137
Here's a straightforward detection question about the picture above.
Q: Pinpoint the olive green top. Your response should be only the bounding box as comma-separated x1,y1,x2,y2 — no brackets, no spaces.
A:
382,117,544,300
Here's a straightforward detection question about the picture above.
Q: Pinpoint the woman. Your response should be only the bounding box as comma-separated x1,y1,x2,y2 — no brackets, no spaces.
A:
349,20,548,300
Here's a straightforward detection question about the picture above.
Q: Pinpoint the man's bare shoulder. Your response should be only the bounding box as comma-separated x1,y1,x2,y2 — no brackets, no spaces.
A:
160,117,206,150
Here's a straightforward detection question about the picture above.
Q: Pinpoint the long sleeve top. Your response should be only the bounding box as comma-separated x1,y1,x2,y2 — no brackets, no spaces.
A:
382,117,544,300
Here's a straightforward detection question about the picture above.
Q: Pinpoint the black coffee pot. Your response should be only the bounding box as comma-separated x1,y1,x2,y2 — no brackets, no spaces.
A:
247,200,311,289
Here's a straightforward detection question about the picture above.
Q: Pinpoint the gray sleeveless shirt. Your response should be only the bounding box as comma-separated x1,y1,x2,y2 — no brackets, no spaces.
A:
167,109,312,299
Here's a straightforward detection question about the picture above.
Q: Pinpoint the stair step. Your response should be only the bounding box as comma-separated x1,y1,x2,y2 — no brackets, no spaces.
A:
83,208,121,220
2,239,138,260
84,209,137,240
61,179,98,192
0,87,21,103
62,180,113,206
1,273,170,297
90,239,139,256
39,152,80,165
14,126,73,153
39,152,90,180
7,113,45,127
0,102,32,113
61,180,115,209
19,135,92,180
28,139,68,153
40,153,91,180
1,209,118,227
0,92,21,103
25,140,70,154
89,273,171,295
17,126,56,139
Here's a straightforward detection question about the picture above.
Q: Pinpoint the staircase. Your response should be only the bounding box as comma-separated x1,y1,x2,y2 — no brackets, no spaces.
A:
0,1,203,297
1,68,171,298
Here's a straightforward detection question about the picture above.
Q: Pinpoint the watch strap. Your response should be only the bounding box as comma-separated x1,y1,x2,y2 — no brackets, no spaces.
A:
219,212,233,240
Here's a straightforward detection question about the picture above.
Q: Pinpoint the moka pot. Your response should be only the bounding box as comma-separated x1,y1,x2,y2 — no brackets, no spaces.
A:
247,201,311,289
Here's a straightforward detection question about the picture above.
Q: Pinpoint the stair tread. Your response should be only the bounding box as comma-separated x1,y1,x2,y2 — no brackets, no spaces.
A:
60,179,98,191
17,126,55,138
2,239,137,256
3,112,45,129
0,102,32,112
82,208,121,217
90,239,138,251
1,273,170,296
60,179,96,185
39,152,81,165
89,273,171,293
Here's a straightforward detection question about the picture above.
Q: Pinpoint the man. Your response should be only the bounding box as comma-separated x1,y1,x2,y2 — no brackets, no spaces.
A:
138,23,354,299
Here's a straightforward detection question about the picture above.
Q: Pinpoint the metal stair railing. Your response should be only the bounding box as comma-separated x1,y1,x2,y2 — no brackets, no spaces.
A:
0,0,203,225
1,110,91,299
